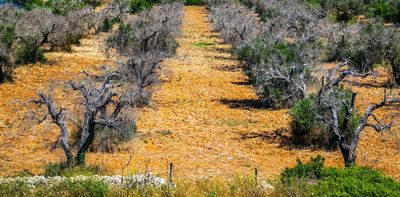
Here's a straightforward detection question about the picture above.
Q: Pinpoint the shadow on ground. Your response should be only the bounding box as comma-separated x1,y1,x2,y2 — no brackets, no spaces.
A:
219,98,268,109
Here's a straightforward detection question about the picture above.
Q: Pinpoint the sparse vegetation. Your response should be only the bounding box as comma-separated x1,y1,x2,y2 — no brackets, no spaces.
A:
1,1,400,196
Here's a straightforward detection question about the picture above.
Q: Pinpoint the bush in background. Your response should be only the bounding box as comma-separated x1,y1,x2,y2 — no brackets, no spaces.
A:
234,39,315,108
90,119,136,152
209,2,265,45
0,24,15,83
107,2,183,57
185,0,204,5
326,22,400,83
304,0,400,23
130,0,155,13
14,40,45,65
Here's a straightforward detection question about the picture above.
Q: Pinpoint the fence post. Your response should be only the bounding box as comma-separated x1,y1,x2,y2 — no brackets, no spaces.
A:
255,167,258,183
169,163,174,183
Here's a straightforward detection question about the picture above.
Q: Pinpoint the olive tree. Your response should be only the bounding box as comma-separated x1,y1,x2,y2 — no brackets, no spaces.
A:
28,50,164,164
0,24,15,83
316,63,399,166
106,2,183,57
326,22,400,84
209,2,265,45
28,65,146,165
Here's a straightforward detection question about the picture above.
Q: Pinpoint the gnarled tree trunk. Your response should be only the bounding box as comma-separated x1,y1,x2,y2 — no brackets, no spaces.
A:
76,111,96,165
339,141,357,167
392,64,400,85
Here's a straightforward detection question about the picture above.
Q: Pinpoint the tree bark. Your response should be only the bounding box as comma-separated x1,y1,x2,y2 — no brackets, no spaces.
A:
76,111,96,165
58,116,74,166
0,65,4,83
392,64,400,85
339,142,357,167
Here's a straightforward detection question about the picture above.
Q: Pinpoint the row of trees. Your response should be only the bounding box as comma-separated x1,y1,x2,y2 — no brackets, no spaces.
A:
0,0,127,83
240,0,400,84
27,1,184,166
209,0,400,166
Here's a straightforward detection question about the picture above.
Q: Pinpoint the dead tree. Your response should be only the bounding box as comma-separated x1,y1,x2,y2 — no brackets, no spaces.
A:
209,2,265,45
105,2,183,57
30,91,74,166
317,63,400,166
118,52,163,106
29,71,138,165
95,0,129,32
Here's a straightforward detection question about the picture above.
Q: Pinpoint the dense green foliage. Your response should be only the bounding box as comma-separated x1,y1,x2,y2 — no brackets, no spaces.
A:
10,0,104,14
305,0,400,23
0,24,16,82
282,156,400,196
289,96,334,149
129,0,203,13
130,0,157,13
185,0,204,5
11,0,91,15
14,40,45,65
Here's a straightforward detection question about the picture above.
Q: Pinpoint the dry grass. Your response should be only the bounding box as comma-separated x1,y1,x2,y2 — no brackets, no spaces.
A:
0,6,399,181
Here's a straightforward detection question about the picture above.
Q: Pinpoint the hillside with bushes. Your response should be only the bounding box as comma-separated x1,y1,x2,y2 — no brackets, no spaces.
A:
0,0,399,196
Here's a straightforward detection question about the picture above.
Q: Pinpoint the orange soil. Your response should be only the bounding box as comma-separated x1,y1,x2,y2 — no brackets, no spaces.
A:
0,6,399,181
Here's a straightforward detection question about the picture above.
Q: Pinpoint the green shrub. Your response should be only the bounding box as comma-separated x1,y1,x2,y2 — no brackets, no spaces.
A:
289,96,335,149
305,0,400,23
43,0,86,15
100,17,120,32
281,156,400,196
44,163,103,177
15,41,45,65
130,0,159,13
90,119,137,152
282,156,325,182
387,31,400,84
185,0,204,5
12,0,45,9
367,0,400,23
0,24,16,83
0,180,32,196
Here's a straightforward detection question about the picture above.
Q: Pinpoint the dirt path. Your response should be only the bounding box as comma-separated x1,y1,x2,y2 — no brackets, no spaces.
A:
1,6,399,180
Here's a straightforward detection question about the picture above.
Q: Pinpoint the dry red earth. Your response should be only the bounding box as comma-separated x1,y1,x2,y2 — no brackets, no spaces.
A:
0,6,399,181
